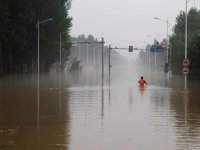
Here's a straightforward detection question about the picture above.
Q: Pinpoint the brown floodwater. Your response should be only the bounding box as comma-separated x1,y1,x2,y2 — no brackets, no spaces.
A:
0,75,70,150
0,73,200,150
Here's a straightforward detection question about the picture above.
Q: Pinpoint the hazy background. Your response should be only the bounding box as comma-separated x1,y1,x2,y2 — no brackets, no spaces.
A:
69,0,200,49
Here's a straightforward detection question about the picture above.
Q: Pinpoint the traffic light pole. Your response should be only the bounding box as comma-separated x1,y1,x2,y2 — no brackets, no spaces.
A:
108,45,135,87
185,0,188,89
72,39,105,87
108,45,111,87
101,38,104,88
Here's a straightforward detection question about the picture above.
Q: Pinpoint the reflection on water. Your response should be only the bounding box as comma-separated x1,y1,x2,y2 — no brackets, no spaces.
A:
68,84,200,150
0,76,70,150
170,87,200,150
1,75,200,150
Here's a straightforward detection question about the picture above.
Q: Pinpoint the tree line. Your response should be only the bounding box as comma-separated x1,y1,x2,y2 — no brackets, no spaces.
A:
170,8,200,77
0,0,72,76
138,8,200,78
70,34,125,71
2,1,199,78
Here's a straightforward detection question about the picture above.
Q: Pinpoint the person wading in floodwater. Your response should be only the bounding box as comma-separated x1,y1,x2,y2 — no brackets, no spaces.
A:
138,76,148,87
138,76,148,95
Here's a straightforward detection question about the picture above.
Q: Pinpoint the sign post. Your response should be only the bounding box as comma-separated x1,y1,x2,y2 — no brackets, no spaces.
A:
182,58,190,75
182,58,190,67
150,46,165,52
182,67,190,75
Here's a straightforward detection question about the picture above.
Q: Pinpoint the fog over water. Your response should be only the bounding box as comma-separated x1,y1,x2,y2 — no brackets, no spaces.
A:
1,54,200,150
2,0,200,149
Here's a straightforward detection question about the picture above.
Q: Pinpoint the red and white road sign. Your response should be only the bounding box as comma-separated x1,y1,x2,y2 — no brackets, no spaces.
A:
182,67,190,75
182,58,190,67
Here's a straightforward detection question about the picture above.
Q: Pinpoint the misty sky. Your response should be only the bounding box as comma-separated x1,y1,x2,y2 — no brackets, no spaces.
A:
69,0,200,49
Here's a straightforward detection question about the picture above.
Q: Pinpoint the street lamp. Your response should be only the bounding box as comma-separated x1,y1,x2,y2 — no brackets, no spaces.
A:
185,0,189,89
154,17,169,74
146,35,161,83
101,38,105,87
71,41,91,79
71,39,105,87
93,46,101,85
59,32,67,89
108,45,134,86
185,0,188,60
37,18,53,89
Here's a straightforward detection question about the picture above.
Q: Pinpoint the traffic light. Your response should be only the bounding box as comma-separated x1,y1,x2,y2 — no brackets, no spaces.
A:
129,46,133,52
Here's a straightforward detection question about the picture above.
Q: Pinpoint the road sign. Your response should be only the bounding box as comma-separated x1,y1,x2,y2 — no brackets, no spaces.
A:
182,58,190,67
129,46,133,52
182,67,190,75
150,46,165,52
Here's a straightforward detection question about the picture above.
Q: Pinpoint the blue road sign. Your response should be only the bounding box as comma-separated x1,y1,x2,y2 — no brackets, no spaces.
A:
150,46,165,52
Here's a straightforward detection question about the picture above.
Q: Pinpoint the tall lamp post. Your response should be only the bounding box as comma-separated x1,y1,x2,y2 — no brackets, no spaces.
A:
185,0,188,62
59,32,67,89
37,18,53,89
93,46,101,85
101,38,104,87
185,0,189,89
71,38,104,87
154,17,169,74
72,41,90,81
108,45,134,86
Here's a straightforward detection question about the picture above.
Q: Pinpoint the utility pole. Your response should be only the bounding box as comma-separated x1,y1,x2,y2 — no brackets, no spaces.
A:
37,20,40,89
59,33,62,89
108,45,111,87
101,38,104,88
185,0,188,89
153,17,169,74
107,45,134,87
72,39,104,87
36,18,53,89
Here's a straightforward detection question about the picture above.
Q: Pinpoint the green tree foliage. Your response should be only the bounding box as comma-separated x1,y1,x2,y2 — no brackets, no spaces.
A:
69,34,101,69
69,34,124,72
170,8,200,76
189,31,200,75
0,0,72,76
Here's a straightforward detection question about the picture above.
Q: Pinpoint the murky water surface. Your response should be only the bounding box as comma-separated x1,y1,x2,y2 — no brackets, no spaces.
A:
0,75,200,150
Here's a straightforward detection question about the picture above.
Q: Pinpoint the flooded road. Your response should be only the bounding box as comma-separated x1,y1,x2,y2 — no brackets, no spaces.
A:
0,73,200,150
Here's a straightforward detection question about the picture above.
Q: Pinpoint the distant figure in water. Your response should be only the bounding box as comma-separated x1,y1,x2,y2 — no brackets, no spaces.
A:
138,76,148,87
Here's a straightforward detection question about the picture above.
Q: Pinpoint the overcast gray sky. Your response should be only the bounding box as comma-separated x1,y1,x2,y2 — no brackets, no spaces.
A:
69,0,200,48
